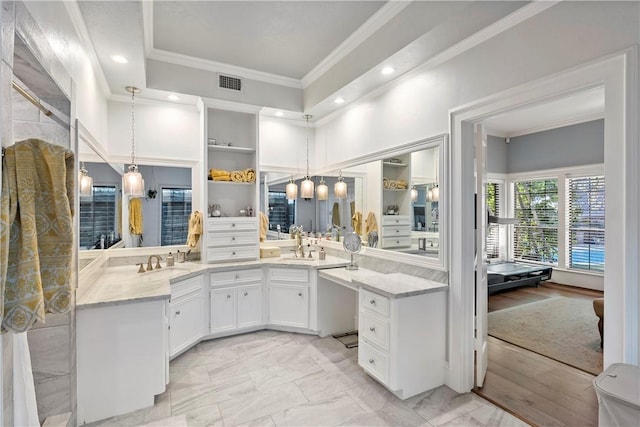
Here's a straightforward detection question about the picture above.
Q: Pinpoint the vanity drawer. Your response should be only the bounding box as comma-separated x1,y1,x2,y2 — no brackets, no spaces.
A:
381,215,410,226
269,268,309,283
171,275,203,299
359,311,390,351
206,231,257,247
358,340,389,384
207,217,257,232
380,236,411,249
210,268,262,287
381,225,411,238
360,289,390,318
207,245,258,263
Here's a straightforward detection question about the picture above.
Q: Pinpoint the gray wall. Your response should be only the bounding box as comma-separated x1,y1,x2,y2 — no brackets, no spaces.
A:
487,135,508,174
507,119,604,173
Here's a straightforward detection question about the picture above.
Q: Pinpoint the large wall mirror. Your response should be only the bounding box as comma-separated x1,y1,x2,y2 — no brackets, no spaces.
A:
260,134,447,268
77,121,193,255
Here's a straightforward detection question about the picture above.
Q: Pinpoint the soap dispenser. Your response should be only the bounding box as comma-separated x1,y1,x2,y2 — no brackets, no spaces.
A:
167,252,174,267
319,247,326,260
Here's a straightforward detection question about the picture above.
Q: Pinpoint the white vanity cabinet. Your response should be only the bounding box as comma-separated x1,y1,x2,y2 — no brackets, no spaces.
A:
169,275,205,359
358,287,446,399
268,268,311,329
380,215,412,248
206,217,259,263
209,268,263,335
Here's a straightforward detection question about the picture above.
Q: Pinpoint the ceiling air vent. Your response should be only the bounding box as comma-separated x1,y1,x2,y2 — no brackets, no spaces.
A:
218,74,242,92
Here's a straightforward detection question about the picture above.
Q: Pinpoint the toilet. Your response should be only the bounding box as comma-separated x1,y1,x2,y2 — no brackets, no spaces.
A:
593,363,640,427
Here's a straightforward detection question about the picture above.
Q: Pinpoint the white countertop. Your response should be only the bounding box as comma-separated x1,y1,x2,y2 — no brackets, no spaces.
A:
318,267,448,298
77,255,347,310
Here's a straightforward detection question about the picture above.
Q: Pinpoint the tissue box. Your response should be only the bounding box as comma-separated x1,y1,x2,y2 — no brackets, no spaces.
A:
260,246,281,258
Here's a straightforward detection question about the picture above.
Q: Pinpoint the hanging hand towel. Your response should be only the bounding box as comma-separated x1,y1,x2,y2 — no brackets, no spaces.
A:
365,211,378,235
332,202,340,227
186,210,203,248
129,198,143,235
259,211,269,242
1,139,74,333
352,211,363,236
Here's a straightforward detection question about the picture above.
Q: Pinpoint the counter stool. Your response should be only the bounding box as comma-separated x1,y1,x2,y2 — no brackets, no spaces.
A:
593,298,604,348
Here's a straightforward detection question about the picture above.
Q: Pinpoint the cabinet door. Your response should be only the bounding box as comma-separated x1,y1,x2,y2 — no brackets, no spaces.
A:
210,287,237,334
237,284,263,328
269,284,309,328
169,290,203,358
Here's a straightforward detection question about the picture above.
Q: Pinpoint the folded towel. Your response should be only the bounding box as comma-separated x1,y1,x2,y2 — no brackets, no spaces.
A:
209,168,230,178
259,211,269,242
1,139,74,332
129,198,143,235
186,210,203,248
213,175,231,181
245,168,256,182
230,170,244,182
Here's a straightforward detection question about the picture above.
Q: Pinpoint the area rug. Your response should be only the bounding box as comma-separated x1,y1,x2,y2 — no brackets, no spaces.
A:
488,296,603,375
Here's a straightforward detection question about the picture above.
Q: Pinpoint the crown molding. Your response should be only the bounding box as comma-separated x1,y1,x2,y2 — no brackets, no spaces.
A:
301,1,411,88
147,48,303,89
64,0,112,98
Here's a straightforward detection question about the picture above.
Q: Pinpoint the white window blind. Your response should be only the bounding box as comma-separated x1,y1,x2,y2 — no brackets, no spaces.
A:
567,176,605,272
486,182,500,259
79,185,117,248
161,188,192,246
512,179,558,264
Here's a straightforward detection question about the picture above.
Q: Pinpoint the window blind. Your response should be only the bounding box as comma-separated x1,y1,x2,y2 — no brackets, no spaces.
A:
512,179,558,264
161,188,192,246
79,185,117,248
568,176,605,272
486,182,500,259
268,192,296,232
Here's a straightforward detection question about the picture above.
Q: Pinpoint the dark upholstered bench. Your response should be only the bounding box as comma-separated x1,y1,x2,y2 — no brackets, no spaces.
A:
593,298,604,348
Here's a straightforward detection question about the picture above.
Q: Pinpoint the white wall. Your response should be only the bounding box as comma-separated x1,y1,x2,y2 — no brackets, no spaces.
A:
260,117,313,173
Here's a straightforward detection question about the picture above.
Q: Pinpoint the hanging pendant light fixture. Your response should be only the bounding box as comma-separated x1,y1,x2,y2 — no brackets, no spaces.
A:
79,161,93,197
316,177,328,200
123,86,145,197
285,176,298,200
300,114,315,199
334,170,347,199
411,186,418,203
428,149,439,202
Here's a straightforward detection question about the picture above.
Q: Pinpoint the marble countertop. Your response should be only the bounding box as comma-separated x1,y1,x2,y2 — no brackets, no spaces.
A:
77,255,347,310
318,267,448,298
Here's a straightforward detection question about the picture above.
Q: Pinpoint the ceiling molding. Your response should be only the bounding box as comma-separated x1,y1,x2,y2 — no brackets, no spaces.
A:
300,0,412,88
147,48,303,89
315,0,560,127
141,0,153,58
64,0,111,97
499,112,605,138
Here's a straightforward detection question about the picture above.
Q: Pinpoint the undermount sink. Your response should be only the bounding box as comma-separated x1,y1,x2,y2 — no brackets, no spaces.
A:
138,265,193,279
277,256,317,262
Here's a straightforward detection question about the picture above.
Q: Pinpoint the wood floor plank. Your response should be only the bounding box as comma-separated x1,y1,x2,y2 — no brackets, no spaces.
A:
476,282,601,427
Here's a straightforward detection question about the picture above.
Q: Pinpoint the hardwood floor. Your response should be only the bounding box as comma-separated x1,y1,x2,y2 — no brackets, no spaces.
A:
474,282,604,427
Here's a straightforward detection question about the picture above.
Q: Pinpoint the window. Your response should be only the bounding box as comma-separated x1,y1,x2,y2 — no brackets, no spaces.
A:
161,188,192,246
512,178,558,264
268,191,295,233
79,185,117,248
567,176,605,272
486,182,501,259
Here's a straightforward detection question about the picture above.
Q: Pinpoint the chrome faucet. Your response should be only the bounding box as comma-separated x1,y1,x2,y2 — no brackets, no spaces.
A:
147,255,163,271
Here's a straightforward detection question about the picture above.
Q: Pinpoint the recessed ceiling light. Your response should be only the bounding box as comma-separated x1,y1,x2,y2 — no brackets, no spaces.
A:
334,97,345,104
275,111,284,117
111,55,128,64
167,95,179,101
381,66,395,75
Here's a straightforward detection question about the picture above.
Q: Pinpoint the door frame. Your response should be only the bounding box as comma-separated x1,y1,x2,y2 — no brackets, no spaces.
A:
446,47,639,393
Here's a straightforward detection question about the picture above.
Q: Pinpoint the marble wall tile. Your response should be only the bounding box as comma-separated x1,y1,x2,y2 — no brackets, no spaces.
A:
270,391,366,427
27,324,70,381
1,1,15,66
11,90,39,121
2,333,14,426
1,61,14,145
34,375,70,423
218,382,308,426
170,373,256,416
30,312,69,330
13,119,70,147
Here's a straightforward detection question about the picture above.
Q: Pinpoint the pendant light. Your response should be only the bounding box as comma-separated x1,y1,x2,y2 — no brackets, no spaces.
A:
79,161,93,197
316,177,328,200
123,86,144,197
285,176,298,200
428,149,439,202
334,170,347,199
411,186,418,203
300,114,314,199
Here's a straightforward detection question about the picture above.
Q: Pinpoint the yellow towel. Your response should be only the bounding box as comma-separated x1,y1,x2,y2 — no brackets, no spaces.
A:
209,168,230,178
352,211,363,236
1,139,74,332
129,198,143,235
213,175,231,181
186,210,203,248
230,170,244,182
365,211,378,236
245,168,256,183
259,211,269,242
332,202,340,227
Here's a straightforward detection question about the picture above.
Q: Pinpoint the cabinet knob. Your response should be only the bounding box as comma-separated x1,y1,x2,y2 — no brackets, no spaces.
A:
244,291,248,297
298,292,303,297
235,274,240,280
175,310,181,315
231,237,236,241
396,230,399,233
369,326,375,332
227,294,231,299
231,223,236,227
370,299,376,305
232,251,236,256
368,358,375,364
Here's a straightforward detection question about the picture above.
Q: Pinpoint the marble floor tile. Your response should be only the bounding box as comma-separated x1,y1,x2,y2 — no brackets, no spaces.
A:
344,376,398,413
180,402,224,427
296,369,358,402
437,403,529,427
340,401,431,427
249,356,323,391
406,386,487,426
270,391,366,427
170,373,256,415
167,364,210,393
218,382,308,426
86,392,171,427
236,415,276,427
137,414,187,427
